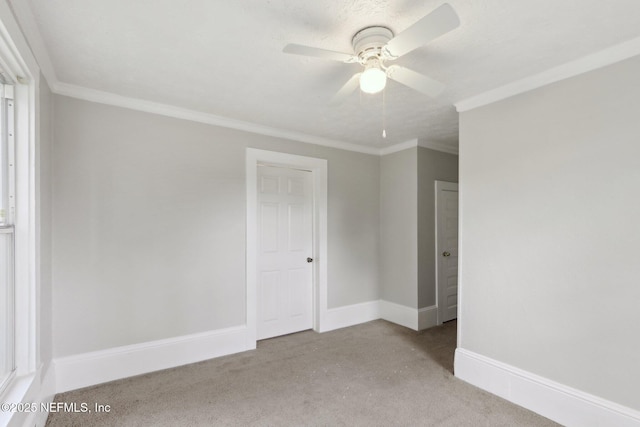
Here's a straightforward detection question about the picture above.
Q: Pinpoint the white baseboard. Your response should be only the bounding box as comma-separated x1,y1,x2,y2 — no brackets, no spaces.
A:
320,300,380,333
455,348,640,427
54,325,251,393
379,302,437,331
52,301,441,395
379,300,418,330
321,300,438,333
53,299,385,394
418,306,437,330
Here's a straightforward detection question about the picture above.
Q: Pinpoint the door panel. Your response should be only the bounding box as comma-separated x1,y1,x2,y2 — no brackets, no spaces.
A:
260,271,280,322
288,268,308,317
260,203,279,253
436,181,459,324
287,204,306,251
260,175,279,194
257,165,313,340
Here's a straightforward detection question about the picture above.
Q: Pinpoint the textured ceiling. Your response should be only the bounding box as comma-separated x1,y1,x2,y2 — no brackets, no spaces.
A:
20,0,640,151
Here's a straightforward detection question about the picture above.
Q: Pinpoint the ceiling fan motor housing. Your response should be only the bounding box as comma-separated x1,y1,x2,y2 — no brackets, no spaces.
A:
352,26,394,64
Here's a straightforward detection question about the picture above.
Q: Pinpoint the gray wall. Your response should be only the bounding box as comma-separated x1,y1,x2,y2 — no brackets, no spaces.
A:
52,95,380,357
417,146,458,309
459,55,640,410
379,146,459,311
379,148,418,308
38,73,54,367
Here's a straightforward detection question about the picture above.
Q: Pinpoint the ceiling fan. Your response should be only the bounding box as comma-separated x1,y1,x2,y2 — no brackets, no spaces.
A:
283,3,460,104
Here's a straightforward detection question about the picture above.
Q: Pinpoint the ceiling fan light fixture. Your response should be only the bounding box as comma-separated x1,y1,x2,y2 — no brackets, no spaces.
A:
283,4,460,102
360,60,387,94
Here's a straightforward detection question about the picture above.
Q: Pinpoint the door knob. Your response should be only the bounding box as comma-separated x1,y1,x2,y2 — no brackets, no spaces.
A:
442,251,451,257
307,257,313,263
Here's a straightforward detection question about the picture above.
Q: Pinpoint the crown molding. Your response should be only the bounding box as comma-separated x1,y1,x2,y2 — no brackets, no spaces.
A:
10,0,456,159
10,2,636,156
52,82,460,157
379,138,418,155
418,139,458,155
378,139,459,156
53,82,381,155
455,36,640,112
8,2,455,159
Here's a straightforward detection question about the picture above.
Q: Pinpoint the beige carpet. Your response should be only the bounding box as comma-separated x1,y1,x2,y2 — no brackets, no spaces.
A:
46,320,558,426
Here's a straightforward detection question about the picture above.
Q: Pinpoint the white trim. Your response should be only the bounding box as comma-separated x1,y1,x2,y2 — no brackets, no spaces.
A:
379,301,438,331
455,36,640,112
6,14,461,160
54,326,249,394
0,0,40,384
13,82,38,375
8,0,462,158
54,80,460,157
379,300,418,330
456,172,465,348
379,139,459,156
54,82,379,155
9,0,460,158
320,300,380,333
4,87,16,226
245,155,258,348
418,305,437,330
417,140,458,155
455,348,640,427
379,139,418,155
246,149,328,344
0,4,44,425
54,83,462,156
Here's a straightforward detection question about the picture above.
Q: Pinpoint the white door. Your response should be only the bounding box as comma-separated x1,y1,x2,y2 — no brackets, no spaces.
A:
435,181,459,324
257,165,313,340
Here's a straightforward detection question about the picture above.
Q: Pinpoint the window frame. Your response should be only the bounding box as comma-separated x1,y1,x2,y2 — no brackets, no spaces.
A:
0,0,40,408
0,83,15,225
0,83,16,394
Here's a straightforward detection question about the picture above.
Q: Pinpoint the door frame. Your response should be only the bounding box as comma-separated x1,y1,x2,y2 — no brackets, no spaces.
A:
435,180,459,325
246,148,327,347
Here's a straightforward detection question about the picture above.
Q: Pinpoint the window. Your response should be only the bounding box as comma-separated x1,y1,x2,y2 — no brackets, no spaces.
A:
0,83,12,225
0,82,15,393
0,8,40,420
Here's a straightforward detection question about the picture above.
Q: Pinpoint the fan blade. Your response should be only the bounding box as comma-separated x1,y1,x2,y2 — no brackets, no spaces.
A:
384,3,459,58
386,65,445,98
330,73,361,105
283,44,356,63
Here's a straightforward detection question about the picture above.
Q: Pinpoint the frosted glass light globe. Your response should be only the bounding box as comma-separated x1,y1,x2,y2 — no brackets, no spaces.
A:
360,67,387,94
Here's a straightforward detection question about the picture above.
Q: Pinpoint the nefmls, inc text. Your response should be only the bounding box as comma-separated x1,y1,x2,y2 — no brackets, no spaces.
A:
1,401,111,413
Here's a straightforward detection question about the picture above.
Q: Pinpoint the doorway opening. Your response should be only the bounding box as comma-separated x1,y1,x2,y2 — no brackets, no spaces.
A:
246,149,328,346
435,180,459,325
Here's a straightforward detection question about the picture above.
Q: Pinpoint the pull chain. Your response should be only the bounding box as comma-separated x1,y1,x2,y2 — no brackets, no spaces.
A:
382,86,387,138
